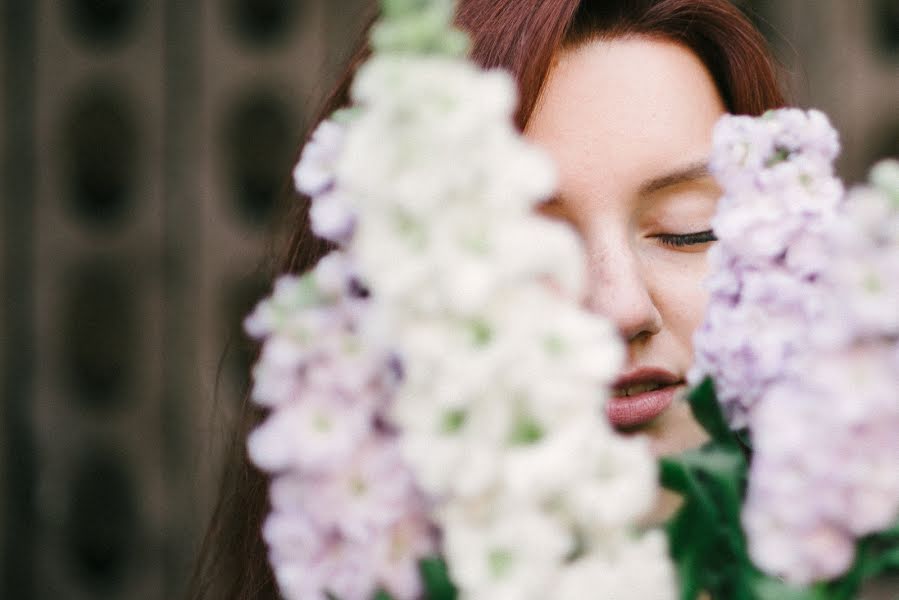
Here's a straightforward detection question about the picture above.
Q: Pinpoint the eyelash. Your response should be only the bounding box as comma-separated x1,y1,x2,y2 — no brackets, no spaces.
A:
654,230,717,247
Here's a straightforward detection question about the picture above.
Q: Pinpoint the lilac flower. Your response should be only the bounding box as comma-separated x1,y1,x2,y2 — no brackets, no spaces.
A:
275,440,424,542
269,520,433,600
246,250,436,600
265,476,435,600
293,120,346,198
739,164,899,583
698,111,899,585
310,190,357,245
692,264,830,427
743,346,899,584
709,109,839,196
689,109,844,427
247,395,373,474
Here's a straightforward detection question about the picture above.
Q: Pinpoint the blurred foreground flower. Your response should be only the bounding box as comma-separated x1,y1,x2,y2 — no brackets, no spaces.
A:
245,0,674,598
246,252,436,600
691,106,899,586
742,159,899,585
690,108,844,428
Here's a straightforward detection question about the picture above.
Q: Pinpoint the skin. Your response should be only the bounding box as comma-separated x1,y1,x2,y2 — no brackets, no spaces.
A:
526,36,727,513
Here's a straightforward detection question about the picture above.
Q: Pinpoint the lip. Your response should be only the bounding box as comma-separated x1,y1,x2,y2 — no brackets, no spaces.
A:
607,367,683,428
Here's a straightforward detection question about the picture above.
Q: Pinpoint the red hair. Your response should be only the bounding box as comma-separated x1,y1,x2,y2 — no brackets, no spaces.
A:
188,2,784,598
458,0,783,128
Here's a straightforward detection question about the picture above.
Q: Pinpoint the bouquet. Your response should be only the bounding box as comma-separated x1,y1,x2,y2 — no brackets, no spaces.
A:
242,1,899,598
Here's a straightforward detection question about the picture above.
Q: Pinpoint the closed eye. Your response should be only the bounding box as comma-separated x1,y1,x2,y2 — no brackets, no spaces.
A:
652,230,717,247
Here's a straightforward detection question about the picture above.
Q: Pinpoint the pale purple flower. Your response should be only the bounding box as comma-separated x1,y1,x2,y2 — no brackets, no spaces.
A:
691,265,829,428
824,171,899,339
371,513,436,599
743,346,899,584
265,510,433,600
690,109,844,426
264,458,435,599
270,440,424,542
263,510,325,568
248,395,373,474
246,248,436,600
247,337,308,407
698,110,899,584
293,120,346,197
311,251,359,298
310,190,357,245
274,537,378,600
709,109,839,195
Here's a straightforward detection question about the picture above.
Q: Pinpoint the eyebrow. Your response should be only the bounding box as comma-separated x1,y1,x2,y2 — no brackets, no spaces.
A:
639,160,711,196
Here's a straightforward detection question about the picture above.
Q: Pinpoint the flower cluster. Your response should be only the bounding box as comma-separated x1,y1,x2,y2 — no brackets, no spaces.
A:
741,160,899,585
245,237,436,597
692,107,899,585
690,109,844,428
246,0,676,597
333,41,674,600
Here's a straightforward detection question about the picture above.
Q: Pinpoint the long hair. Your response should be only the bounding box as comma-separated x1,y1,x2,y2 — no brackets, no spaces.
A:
187,1,785,597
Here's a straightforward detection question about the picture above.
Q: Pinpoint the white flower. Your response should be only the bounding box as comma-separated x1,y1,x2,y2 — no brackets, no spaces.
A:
311,250,356,297
293,119,346,197
248,337,306,407
310,191,356,245
254,4,674,596
555,532,675,600
339,57,554,220
563,433,658,534
247,394,371,474
442,504,571,600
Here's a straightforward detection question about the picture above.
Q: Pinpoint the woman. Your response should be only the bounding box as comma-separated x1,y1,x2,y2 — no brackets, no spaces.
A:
188,1,784,597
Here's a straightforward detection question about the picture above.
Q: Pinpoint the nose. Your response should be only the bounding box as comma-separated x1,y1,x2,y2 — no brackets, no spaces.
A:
582,240,662,343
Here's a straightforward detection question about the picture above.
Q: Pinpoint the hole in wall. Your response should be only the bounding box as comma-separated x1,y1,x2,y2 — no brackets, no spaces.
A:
62,262,136,411
221,90,299,229
61,84,139,231
64,447,140,590
65,0,139,48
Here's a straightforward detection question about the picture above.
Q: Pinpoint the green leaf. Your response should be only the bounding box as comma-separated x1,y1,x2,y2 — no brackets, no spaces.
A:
873,516,899,539
419,557,457,600
661,382,753,600
373,590,395,600
837,522,899,596
749,575,826,600
662,377,899,599
661,445,745,519
686,378,736,447
867,546,899,576
665,501,711,600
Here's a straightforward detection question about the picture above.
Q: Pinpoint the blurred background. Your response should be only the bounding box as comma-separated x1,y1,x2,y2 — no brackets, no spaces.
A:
0,1,896,598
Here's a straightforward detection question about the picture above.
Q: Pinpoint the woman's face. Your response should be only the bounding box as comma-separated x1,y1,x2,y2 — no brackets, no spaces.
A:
526,36,726,457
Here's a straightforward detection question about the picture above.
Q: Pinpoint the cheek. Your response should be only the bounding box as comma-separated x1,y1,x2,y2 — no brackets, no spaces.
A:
644,251,711,346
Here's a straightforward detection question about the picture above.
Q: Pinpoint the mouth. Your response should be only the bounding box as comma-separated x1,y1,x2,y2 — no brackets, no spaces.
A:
607,367,684,429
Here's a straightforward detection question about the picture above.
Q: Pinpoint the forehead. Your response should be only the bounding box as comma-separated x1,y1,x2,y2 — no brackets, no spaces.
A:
525,36,726,199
